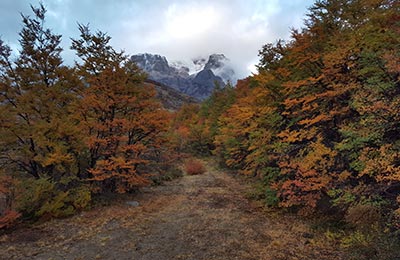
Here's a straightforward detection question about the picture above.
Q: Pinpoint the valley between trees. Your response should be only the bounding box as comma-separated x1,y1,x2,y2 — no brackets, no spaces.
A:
0,160,344,260
1,1,400,259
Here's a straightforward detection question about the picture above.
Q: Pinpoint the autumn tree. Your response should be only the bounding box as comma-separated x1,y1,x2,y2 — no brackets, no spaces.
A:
210,0,399,222
0,4,83,179
71,25,170,193
172,84,235,155
329,0,400,223
195,84,236,154
0,5,90,219
259,0,400,213
170,103,201,153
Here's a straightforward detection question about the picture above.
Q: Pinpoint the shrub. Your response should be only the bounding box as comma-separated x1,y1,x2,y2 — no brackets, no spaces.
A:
341,230,400,260
0,210,20,229
150,167,184,185
185,159,206,175
16,177,91,219
162,167,184,181
0,171,21,229
345,204,381,230
245,181,279,207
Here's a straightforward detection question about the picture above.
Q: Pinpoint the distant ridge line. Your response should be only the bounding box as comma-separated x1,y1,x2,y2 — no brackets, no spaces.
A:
144,79,199,111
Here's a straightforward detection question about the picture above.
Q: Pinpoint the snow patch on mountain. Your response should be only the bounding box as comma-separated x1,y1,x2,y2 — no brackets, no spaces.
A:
131,53,236,100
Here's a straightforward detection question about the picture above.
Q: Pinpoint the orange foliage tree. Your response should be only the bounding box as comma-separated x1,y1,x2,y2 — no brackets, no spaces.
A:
0,5,83,180
0,5,89,221
71,25,170,193
215,78,281,173
207,0,400,219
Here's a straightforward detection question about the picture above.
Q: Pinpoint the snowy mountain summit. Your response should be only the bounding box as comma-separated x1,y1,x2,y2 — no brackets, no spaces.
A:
131,53,236,100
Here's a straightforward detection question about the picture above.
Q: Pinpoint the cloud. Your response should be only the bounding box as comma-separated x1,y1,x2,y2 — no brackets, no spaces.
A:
0,0,315,78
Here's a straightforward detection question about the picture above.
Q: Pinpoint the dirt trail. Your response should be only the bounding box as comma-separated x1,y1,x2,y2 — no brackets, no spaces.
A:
0,160,344,260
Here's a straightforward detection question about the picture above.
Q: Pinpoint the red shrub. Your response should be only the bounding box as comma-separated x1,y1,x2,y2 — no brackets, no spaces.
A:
0,210,20,229
185,159,206,175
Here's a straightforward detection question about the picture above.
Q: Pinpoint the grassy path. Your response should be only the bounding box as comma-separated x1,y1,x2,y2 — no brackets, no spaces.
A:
0,160,344,260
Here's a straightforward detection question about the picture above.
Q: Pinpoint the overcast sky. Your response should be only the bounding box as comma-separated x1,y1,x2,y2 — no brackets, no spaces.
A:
0,0,315,78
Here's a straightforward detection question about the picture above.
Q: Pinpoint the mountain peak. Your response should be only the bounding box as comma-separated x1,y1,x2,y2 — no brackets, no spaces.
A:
131,52,236,100
131,53,174,75
203,54,235,84
204,54,228,71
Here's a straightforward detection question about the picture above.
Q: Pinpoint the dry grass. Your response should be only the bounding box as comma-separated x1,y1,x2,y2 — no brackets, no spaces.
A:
0,159,345,260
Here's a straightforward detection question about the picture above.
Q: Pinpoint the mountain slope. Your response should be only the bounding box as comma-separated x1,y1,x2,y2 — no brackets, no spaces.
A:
145,79,198,111
132,53,235,100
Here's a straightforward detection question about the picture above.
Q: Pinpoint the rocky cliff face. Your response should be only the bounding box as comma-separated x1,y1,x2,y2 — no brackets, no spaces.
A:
204,54,236,85
144,79,198,111
131,53,236,100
